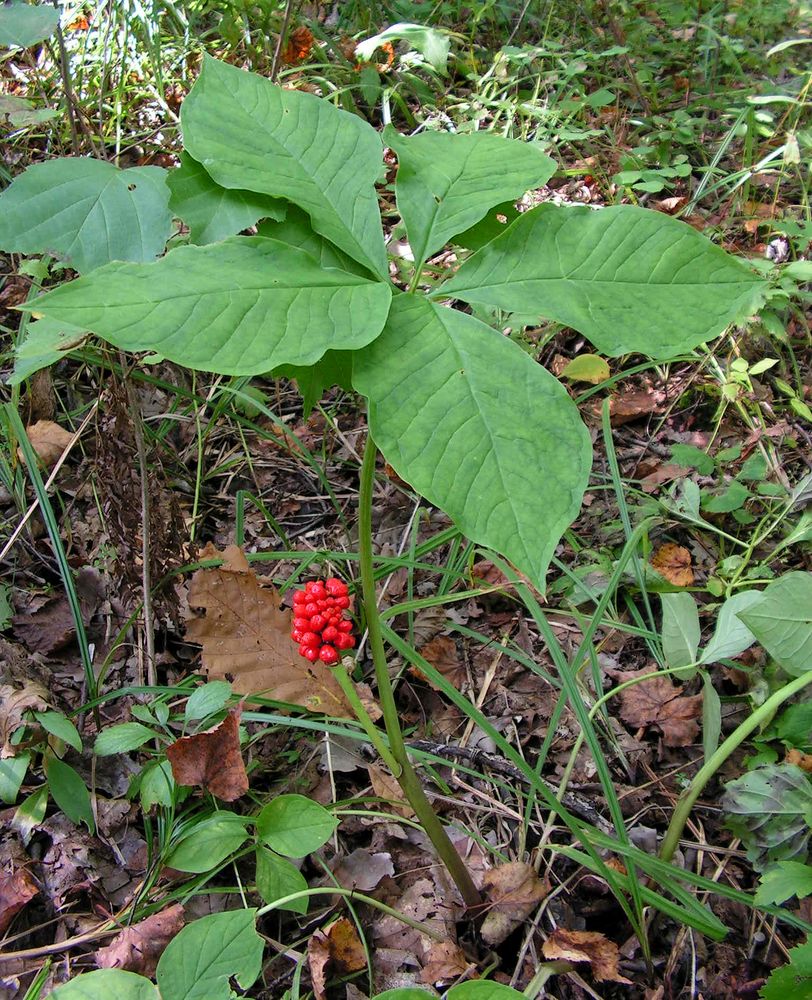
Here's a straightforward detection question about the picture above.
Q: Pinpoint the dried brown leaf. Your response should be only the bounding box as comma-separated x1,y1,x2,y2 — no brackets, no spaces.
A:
96,903,185,977
542,928,632,984
608,666,702,746
414,635,466,691
308,917,365,1000
420,940,470,985
650,543,694,586
12,567,105,655
368,764,413,818
186,543,350,714
0,867,39,935
21,420,73,468
333,848,394,892
0,681,48,755
166,708,248,801
480,862,548,946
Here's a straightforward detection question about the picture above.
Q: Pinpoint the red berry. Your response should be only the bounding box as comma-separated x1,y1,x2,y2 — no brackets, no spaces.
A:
293,616,310,631
309,614,326,632
304,602,319,616
337,619,353,633
300,644,319,662
315,599,326,610
335,633,355,650
310,584,327,600
291,629,303,642
322,625,339,643
300,631,320,648
293,590,307,605
325,578,347,595
335,596,350,609
318,645,339,665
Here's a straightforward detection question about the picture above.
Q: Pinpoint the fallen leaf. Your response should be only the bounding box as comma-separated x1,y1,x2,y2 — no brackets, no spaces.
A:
480,861,548,946
0,867,39,935
20,420,73,468
166,708,248,801
12,567,105,655
368,764,413,818
650,543,694,586
308,917,366,1000
561,354,610,385
640,463,686,492
412,635,467,691
420,940,470,985
542,928,632,984
186,543,350,714
0,681,49,755
606,666,703,746
95,903,185,977
653,196,687,215
596,388,665,426
333,848,394,891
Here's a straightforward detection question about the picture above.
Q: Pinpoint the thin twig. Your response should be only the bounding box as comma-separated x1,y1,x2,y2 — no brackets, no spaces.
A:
270,0,297,82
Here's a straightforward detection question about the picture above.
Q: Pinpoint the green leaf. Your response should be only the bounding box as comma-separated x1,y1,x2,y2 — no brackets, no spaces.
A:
9,317,87,386
156,909,263,1000
13,784,48,843
185,681,232,722
760,937,812,1000
755,861,812,905
698,590,761,664
275,350,354,415
560,354,610,384
257,206,370,275
722,763,812,871
770,702,812,751
48,968,157,1000
255,847,309,912
670,443,715,476
385,128,555,266
0,2,60,48
44,755,94,832
439,204,766,358
356,22,452,74
182,56,387,277
139,759,175,811
702,480,750,513
35,711,82,752
453,200,522,252
165,812,249,873
660,592,700,670
256,793,337,857
167,152,286,245
0,94,59,127
448,983,526,999
0,159,172,273
28,236,392,376
0,753,30,804
701,671,721,761
739,572,812,676
354,295,592,590
95,722,156,756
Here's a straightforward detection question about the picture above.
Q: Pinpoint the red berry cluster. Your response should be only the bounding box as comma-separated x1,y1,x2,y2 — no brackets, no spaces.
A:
291,578,355,666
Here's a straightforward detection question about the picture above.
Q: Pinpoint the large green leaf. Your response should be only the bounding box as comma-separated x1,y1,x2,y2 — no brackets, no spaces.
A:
739,572,812,676
0,1,60,48
28,237,393,375
257,206,369,275
385,127,555,266
164,812,249,873
167,152,286,245
156,909,263,1000
0,159,172,274
354,295,591,589
439,204,766,358
182,56,387,277
48,969,157,1000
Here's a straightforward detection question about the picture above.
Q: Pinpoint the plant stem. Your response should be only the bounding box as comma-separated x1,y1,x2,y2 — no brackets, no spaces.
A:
659,668,812,863
358,433,482,912
330,660,401,775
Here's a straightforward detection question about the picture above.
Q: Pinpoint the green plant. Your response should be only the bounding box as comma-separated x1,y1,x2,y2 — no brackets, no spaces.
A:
0,53,769,913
